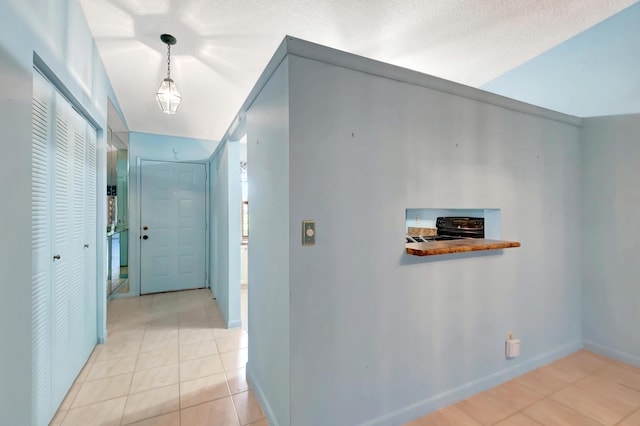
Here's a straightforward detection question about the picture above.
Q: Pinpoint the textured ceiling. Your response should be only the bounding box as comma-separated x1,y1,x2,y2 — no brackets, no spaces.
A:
79,0,637,141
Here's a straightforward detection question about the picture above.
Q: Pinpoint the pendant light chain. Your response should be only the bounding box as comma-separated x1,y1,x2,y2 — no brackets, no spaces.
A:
167,43,171,80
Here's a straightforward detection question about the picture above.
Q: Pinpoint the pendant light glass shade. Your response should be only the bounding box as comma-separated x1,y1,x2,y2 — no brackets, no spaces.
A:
157,34,181,114
156,77,181,114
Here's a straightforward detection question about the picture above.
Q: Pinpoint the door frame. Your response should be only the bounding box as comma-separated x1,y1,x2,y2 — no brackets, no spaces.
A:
134,157,210,296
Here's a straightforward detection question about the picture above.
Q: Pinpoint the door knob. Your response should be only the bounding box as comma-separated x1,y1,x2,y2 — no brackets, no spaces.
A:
53,254,61,260
142,235,149,240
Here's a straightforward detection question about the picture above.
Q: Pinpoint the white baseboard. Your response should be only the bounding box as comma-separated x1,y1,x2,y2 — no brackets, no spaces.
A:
360,341,582,426
246,362,282,426
584,341,640,368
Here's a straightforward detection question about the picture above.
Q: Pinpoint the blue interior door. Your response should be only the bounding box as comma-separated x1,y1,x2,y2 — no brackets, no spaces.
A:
140,160,207,294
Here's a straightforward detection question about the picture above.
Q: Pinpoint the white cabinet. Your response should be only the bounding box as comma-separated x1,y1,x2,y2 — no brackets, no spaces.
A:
31,71,97,426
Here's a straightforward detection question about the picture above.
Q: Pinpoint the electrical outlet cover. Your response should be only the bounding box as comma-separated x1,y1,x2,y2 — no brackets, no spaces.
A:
302,220,316,245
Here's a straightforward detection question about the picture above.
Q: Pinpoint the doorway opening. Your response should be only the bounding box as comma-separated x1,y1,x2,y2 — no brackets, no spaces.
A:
240,138,248,330
139,160,207,295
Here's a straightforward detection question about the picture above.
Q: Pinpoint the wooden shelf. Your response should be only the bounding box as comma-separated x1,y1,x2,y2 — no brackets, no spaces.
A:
405,238,521,257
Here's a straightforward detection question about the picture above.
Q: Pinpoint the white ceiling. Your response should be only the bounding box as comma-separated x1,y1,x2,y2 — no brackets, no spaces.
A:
79,0,637,142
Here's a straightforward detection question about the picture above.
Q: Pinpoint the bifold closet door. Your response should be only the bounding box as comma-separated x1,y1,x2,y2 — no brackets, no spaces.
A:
31,71,98,425
31,70,53,426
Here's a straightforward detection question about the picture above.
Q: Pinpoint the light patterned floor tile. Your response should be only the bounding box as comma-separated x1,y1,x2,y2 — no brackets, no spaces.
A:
136,348,179,371
121,384,180,425
546,349,609,384
179,328,217,345
50,410,67,425
61,397,126,426
455,391,517,426
75,359,94,383
179,308,209,323
72,373,132,408
95,341,141,362
180,372,230,408
493,413,542,426
226,368,250,394
403,405,481,425
140,336,179,354
522,399,604,426
216,332,248,353
59,382,82,411
130,364,179,394
180,398,241,426
179,317,215,332
593,364,640,392
126,411,180,426
180,339,219,361
180,355,224,382
87,354,138,381
620,408,640,426
485,379,544,411
513,366,572,396
107,329,146,345
220,348,248,372
551,374,640,425
233,390,265,425
142,329,179,342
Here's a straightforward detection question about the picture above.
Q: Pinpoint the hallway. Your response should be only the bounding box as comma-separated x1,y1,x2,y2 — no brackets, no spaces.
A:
51,289,264,425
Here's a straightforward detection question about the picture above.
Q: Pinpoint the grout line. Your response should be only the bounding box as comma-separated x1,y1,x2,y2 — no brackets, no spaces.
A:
617,406,640,425
516,409,545,425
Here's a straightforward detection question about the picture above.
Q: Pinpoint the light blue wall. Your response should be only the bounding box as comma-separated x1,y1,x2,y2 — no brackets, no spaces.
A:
0,0,122,422
128,132,217,297
481,3,640,117
210,141,242,328
582,113,640,367
287,54,583,425
245,58,291,426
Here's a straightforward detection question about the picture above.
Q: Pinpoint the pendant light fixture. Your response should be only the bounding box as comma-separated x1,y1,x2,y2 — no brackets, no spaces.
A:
156,34,181,114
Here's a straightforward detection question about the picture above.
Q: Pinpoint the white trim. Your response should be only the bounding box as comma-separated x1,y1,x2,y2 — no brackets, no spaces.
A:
246,363,282,426
584,341,640,368
361,341,582,426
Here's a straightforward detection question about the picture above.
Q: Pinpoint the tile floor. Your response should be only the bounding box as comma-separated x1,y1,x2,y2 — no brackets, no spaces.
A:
405,349,640,426
51,288,265,426
51,289,640,426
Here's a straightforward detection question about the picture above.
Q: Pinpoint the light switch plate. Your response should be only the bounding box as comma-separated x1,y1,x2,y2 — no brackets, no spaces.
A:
302,220,316,246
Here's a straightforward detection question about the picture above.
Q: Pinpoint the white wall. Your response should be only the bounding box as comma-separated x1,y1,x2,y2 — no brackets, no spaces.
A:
246,58,291,426
280,54,582,425
0,0,122,422
582,113,640,366
127,132,217,297
210,141,242,327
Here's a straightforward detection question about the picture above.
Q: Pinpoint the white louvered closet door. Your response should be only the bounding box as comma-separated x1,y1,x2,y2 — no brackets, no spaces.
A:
51,91,75,401
31,70,53,426
31,71,99,426
84,121,97,353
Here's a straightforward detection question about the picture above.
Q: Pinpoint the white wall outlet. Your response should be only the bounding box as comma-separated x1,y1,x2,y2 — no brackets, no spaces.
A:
506,338,521,358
